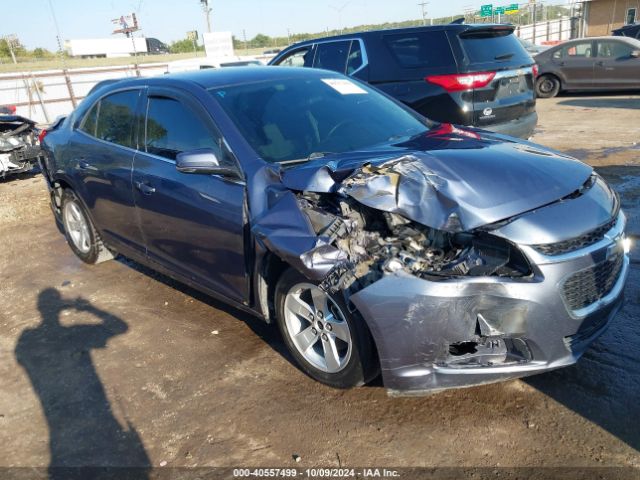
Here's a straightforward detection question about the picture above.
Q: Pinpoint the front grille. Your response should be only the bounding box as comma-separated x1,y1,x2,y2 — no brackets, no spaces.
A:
532,217,616,256
562,253,624,311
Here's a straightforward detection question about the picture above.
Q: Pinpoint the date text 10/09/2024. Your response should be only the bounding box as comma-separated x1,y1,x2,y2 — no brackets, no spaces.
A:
233,468,401,478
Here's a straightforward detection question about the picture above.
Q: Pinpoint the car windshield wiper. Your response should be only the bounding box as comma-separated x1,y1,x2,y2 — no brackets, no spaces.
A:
278,152,334,167
495,52,515,60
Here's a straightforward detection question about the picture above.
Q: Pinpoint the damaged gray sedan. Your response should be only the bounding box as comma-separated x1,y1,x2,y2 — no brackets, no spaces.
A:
40,68,630,395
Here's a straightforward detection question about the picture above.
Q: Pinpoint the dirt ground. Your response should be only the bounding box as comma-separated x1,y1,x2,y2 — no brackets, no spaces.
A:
1,94,639,476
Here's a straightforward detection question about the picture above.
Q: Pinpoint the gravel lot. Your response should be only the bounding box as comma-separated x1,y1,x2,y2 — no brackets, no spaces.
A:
0,94,639,476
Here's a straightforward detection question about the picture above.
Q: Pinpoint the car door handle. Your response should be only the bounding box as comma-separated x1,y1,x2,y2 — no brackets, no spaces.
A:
78,160,94,170
135,181,156,195
596,61,605,66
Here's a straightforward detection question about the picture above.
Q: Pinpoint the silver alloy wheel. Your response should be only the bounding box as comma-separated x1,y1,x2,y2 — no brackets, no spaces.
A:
63,201,91,254
283,283,352,373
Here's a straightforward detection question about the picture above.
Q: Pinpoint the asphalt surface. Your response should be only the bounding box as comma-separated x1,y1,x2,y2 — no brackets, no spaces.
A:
0,94,639,475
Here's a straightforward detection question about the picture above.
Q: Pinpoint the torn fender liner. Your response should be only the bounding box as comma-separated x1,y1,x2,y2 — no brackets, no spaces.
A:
251,190,347,280
281,144,593,232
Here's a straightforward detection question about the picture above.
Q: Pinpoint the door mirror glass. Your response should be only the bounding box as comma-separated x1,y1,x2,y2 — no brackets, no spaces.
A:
176,148,239,177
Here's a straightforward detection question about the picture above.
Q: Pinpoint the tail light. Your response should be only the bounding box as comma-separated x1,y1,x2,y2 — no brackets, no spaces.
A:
8,105,16,114
38,129,48,144
532,64,539,77
425,72,496,92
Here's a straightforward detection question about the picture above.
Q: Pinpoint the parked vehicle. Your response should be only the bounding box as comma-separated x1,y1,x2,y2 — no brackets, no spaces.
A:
517,37,549,54
40,68,629,394
270,24,538,139
0,104,17,115
66,37,168,58
0,113,42,179
534,36,640,98
166,56,263,73
613,23,640,40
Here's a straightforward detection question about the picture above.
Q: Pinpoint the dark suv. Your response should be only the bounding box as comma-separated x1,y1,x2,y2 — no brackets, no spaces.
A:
270,24,538,139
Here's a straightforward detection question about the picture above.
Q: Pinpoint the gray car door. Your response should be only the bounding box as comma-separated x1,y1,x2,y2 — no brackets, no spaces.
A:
594,39,640,89
553,40,595,90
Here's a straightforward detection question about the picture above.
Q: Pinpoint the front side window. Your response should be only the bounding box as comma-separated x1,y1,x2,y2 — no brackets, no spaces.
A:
93,90,140,148
597,41,634,58
313,41,351,73
144,96,223,161
276,47,312,67
210,76,429,164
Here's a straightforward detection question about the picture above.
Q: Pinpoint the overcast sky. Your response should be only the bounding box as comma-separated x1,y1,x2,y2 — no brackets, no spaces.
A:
7,0,564,50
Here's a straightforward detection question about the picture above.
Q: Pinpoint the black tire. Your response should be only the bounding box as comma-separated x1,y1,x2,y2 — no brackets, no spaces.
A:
536,74,561,98
61,189,114,264
275,268,379,388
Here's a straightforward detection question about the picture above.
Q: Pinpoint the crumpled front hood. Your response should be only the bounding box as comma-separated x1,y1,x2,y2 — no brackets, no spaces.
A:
281,128,593,232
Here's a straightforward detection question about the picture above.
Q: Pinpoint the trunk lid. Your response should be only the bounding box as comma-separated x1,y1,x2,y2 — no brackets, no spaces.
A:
455,26,536,128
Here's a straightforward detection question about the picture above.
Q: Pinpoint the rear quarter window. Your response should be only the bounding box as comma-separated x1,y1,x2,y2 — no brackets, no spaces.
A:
95,90,140,148
383,31,455,68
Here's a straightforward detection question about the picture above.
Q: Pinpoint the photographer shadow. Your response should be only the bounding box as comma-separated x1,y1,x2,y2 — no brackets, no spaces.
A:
15,288,150,479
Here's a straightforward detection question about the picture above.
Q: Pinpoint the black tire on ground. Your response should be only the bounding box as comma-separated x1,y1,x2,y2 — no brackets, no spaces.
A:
61,189,115,264
275,268,379,389
536,74,561,98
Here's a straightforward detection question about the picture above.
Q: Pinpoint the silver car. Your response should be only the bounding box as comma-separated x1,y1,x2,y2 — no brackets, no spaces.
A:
40,68,630,395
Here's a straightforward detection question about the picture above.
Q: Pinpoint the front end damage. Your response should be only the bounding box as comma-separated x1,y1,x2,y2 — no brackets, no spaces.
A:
0,115,42,179
253,151,629,394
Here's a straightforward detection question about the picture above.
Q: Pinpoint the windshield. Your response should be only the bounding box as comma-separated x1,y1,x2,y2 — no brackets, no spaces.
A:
209,76,429,163
460,30,532,67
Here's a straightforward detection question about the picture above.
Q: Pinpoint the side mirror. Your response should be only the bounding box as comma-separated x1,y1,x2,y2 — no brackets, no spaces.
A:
176,148,239,177
631,50,640,58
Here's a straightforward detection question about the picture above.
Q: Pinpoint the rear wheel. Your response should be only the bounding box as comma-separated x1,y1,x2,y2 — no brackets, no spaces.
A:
275,268,379,388
536,74,561,98
61,189,114,264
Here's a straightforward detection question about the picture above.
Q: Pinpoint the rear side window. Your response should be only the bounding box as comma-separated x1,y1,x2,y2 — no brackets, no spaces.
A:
459,30,531,66
384,31,455,68
95,90,139,148
313,41,351,73
145,96,222,161
553,41,593,59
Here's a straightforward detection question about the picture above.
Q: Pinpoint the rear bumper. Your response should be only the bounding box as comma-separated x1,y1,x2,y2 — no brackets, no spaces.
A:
480,111,538,139
349,216,629,396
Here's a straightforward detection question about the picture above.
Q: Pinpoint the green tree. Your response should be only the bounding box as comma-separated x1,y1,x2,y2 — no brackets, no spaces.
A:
251,33,272,47
31,47,54,59
169,38,203,54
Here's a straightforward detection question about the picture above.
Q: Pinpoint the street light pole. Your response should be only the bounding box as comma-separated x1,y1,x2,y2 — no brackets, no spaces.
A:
200,0,212,33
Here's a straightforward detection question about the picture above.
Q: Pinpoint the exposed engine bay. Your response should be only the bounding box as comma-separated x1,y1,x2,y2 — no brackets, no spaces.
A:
0,115,42,179
297,191,532,295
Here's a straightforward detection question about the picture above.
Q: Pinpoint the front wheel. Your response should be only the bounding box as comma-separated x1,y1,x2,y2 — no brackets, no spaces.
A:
536,74,561,98
275,269,379,388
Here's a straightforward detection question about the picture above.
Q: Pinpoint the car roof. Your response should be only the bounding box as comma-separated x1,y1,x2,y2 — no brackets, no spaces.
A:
97,66,343,93
552,35,640,50
279,23,515,48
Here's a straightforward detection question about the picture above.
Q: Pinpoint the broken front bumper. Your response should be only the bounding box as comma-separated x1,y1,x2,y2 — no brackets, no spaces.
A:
349,217,629,396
